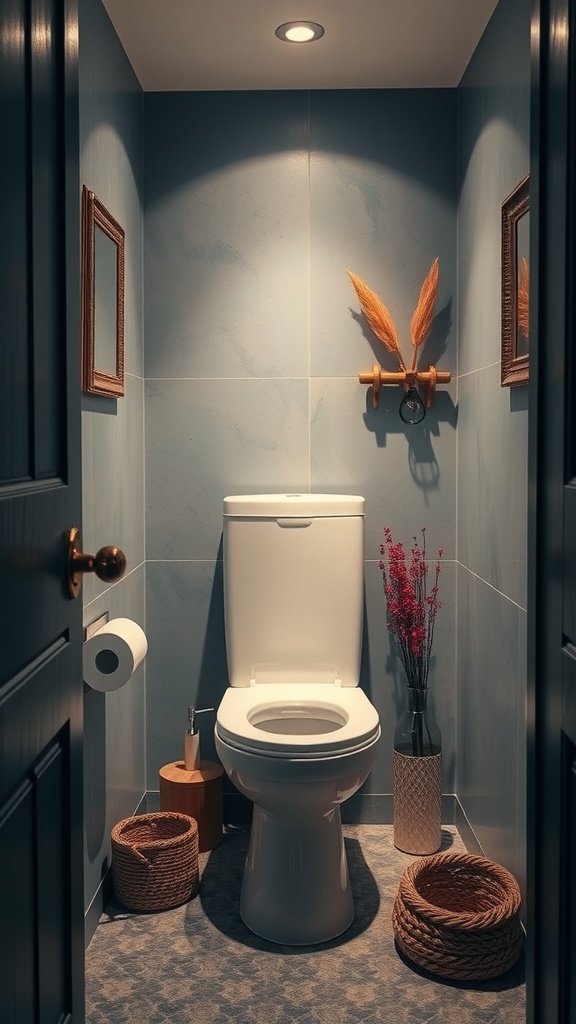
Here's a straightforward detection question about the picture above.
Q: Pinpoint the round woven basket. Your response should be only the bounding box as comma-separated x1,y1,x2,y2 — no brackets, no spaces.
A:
111,811,199,912
392,851,523,980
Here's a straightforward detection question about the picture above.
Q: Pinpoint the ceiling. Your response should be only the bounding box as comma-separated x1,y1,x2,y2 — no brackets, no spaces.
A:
101,0,500,92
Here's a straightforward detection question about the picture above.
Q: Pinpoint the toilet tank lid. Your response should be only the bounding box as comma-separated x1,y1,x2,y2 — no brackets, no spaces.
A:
223,493,365,517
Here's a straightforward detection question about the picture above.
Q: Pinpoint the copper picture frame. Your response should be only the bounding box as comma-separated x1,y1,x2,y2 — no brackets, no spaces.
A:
501,175,530,387
81,186,125,397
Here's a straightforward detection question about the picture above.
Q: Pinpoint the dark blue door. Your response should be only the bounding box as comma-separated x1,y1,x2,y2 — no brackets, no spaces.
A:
528,0,576,1021
0,1,84,1020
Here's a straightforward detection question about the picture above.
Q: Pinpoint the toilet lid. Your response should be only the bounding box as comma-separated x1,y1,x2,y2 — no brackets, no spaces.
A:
215,683,380,758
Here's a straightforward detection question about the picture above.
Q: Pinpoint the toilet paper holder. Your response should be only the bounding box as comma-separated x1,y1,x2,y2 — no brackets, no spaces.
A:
83,612,109,693
84,611,110,642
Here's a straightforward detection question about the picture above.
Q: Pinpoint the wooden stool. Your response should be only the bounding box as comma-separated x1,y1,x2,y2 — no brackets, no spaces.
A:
159,760,223,852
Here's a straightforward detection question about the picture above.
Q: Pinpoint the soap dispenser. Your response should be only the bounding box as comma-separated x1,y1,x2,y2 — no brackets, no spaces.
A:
184,707,214,771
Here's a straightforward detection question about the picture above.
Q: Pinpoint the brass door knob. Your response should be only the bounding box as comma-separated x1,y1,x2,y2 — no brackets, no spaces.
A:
67,527,127,598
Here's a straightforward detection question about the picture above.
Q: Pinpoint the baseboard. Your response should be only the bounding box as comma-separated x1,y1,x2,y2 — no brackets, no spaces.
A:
341,793,459,825
453,796,484,854
143,789,467,827
84,870,114,948
145,789,476,828
139,791,158,813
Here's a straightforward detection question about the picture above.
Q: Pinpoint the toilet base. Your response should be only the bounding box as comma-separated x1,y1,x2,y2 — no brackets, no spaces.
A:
239,804,354,945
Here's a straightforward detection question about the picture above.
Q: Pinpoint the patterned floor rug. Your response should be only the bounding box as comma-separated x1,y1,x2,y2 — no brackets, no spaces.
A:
85,824,525,1024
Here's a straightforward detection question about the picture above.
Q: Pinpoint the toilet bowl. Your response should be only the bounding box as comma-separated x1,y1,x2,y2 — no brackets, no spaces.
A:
215,494,381,945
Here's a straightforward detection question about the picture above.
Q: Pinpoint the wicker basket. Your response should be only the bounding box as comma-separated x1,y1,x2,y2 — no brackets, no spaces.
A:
393,851,523,980
111,811,199,912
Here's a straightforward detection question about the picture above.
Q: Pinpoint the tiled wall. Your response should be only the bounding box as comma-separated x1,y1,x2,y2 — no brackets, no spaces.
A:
79,0,531,931
456,0,530,892
79,0,145,938
143,89,458,808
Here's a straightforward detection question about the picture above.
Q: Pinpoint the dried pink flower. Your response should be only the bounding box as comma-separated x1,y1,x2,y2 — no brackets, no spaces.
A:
380,527,442,689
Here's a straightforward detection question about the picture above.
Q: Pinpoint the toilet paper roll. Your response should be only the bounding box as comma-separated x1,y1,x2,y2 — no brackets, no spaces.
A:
83,617,148,692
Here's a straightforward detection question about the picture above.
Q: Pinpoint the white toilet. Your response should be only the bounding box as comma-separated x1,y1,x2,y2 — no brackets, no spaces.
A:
214,493,380,945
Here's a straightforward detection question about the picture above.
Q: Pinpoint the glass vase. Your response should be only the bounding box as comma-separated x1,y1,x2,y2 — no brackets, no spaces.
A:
393,686,441,758
393,686,442,855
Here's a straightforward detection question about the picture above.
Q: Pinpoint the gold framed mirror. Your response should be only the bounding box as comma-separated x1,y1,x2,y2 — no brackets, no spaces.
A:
501,175,530,387
81,186,125,397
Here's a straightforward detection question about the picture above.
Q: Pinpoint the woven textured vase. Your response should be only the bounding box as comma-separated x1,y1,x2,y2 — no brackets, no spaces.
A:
393,851,523,980
393,685,442,855
393,750,442,855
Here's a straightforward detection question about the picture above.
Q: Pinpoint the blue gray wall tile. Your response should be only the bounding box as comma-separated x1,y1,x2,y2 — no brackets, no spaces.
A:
144,92,310,381
82,562,146,938
146,560,227,777
145,378,310,560
456,564,527,892
309,90,457,380
310,377,457,561
81,373,145,605
457,363,528,606
80,0,531,931
456,0,530,894
79,0,145,935
144,88,458,804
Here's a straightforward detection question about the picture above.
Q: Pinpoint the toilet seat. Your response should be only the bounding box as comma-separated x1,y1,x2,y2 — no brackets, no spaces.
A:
216,683,380,758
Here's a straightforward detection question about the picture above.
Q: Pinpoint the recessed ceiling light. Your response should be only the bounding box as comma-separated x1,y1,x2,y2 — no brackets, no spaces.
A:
275,22,325,44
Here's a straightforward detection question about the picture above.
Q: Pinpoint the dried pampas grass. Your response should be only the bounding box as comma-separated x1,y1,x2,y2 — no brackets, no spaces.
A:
347,271,405,369
410,258,439,369
348,259,440,373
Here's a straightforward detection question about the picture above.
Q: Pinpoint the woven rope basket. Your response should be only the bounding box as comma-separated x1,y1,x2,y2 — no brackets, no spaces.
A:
393,851,523,980
111,812,199,912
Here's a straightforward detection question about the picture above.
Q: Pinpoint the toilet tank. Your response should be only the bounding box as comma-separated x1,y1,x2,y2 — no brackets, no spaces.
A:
223,494,365,687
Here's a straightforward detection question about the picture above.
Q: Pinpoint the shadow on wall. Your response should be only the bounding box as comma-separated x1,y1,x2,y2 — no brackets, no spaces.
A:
144,90,457,212
363,389,458,492
352,296,453,373
360,295,457,470
195,539,228,764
